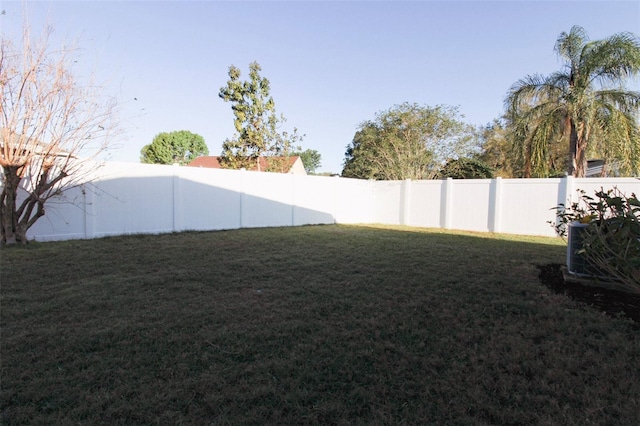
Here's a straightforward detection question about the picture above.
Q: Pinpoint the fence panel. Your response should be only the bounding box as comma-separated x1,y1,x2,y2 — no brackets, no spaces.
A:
571,178,639,202
406,180,443,228
240,170,296,228
498,179,564,237
371,181,403,225
448,179,493,233
292,175,337,226
25,185,87,241
13,161,639,242
176,166,243,231
333,178,372,224
89,163,174,237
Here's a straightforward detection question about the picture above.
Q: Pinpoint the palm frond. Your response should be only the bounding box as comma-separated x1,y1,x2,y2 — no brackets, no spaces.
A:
594,89,640,113
545,71,571,90
555,25,588,65
505,73,567,117
530,109,567,176
583,32,640,87
590,102,640,175
507,100,566,177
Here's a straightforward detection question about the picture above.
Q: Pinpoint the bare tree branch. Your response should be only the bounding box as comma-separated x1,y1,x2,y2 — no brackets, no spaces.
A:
1,18,120,244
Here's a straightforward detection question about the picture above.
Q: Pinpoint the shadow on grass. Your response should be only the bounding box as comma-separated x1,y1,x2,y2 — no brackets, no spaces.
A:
1,225,638,425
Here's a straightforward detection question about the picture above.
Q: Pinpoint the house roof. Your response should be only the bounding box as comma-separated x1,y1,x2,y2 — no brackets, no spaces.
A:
1,128,76,162
188,156,222,168
187,156,303,174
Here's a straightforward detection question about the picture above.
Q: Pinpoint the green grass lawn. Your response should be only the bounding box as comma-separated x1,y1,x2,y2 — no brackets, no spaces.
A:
1,225,638,424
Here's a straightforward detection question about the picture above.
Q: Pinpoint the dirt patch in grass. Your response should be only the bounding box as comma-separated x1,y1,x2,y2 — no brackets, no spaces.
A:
538,263,640,326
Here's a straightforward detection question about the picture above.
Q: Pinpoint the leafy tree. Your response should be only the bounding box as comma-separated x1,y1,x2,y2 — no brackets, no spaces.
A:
264,127,304,173
506,26,640,177
1,23,118,245
294,149,322,174
218,61,302,171
342,103,478,180
436,157,494,179
476,119,537,178
140,130,208,165
478,118,570,178
341,122,381,179
476,119,515,177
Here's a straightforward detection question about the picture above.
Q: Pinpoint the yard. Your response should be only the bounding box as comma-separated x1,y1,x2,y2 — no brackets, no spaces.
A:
1,225,638,424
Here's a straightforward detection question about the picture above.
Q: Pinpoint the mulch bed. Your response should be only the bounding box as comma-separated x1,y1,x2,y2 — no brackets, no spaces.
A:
538,264,640,327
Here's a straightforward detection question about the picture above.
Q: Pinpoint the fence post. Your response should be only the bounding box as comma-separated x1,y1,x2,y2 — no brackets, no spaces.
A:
559,174,575,208
239,169,246,228
489,177,503,233
441,178,453,229
172,164,182,232
332,175,339,224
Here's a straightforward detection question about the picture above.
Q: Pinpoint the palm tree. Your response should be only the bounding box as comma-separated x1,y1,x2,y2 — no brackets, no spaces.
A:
506,26,640,177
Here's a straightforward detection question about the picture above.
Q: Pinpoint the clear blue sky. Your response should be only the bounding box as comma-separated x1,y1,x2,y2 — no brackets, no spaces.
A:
3,1,639,173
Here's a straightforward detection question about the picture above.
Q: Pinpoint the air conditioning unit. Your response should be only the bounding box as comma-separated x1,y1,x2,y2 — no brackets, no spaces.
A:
566,221,603,277
567,222,587,275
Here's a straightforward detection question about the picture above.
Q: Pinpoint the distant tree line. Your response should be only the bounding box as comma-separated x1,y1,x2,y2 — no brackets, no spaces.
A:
140,61,322,174
342,103,480,180
140,26,639,179
342,26,640,179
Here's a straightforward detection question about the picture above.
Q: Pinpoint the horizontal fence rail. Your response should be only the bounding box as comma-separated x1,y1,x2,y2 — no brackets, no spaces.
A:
7,161,638,241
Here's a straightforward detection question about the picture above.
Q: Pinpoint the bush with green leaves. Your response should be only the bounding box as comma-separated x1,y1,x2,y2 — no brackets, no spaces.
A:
436,157,494,179
552,187,640,292
140,130,208,165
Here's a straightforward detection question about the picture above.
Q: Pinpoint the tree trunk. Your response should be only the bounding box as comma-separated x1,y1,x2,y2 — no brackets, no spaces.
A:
574,121,588,178
524,142,532,178
0,166,50,245
1,167,23,245
568,119,579,177
574,139,588,178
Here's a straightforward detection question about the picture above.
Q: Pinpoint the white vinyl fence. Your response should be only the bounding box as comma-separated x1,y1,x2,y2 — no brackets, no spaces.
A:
16,161,640,241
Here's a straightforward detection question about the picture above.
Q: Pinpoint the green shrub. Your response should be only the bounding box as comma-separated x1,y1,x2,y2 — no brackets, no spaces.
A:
552,187,640,292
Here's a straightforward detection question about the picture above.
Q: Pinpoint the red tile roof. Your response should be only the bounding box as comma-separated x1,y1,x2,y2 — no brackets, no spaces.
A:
187,156,222,168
